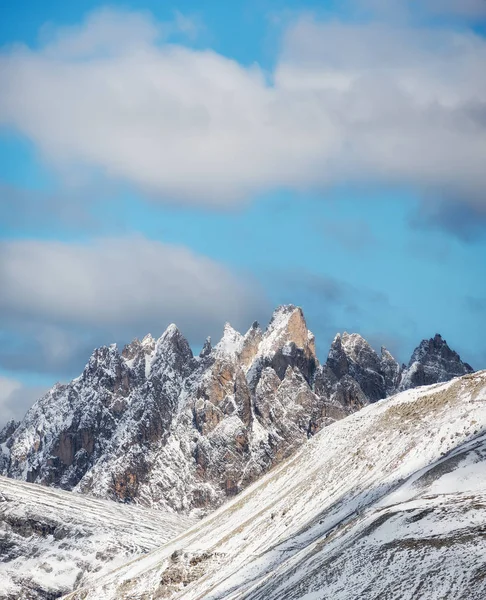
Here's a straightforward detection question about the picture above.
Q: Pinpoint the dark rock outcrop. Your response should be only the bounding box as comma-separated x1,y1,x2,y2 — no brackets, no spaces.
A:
399,333,473,390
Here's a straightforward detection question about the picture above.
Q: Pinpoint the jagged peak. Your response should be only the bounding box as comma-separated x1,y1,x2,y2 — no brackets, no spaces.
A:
122,333,156,361
398,333,473,391
336,332,381,365
142,333,155,347
160,323,180,339
121,338,140,360
409,333,461,366
341,332,372,351
155,324,191,354
260,305,310,357
88,343,120,362
199,337,212,359
214,323,244,357
329,332,343,350
266,305,300,331
82,343,124,381
380,346,396,361
244,321,262,338
149,325,193,377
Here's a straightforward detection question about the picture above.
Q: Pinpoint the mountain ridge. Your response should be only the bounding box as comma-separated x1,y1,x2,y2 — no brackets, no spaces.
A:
0,305,474,515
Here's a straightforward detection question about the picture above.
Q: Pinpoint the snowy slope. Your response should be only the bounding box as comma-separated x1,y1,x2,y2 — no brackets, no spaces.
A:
0,477,195,599
66,370,486,600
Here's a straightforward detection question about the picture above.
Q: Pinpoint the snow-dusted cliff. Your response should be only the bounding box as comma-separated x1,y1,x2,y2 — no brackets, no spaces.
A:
66,370,486,600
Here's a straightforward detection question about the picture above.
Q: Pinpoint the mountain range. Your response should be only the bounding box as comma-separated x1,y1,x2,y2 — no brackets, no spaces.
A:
0,305,473,516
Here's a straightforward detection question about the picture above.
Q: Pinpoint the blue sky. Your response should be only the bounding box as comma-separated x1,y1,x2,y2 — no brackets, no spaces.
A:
0,0,485,422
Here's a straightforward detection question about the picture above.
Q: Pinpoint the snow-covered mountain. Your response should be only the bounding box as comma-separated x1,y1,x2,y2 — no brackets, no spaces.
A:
0,476,194,599
65,370,486,600
0,306,473,515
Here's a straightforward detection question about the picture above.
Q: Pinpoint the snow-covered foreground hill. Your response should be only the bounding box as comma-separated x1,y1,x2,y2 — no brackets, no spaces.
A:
0,478,195,599
66,370,486,599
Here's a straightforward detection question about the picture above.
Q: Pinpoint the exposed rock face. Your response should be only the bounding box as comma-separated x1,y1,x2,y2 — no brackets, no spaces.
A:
326,333,401,403
0,421,18,445
399,334,474,390
0,308,474,515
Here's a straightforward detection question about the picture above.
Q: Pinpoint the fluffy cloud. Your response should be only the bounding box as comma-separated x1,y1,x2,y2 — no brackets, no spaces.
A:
0,7,484,213
0,237,268,376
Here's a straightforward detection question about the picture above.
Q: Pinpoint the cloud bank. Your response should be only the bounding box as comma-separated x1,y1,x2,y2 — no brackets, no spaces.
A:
0,237,267,376
0,7,484,213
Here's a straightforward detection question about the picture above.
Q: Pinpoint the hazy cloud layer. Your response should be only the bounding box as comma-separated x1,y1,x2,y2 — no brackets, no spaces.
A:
0,7,485,216
411,197,486,242
0,237,268,376
321,218,377,252
0,376,47,427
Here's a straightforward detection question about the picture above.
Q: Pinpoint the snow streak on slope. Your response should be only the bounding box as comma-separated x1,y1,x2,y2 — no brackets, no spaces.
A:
66,371,486,600
0,477,195,599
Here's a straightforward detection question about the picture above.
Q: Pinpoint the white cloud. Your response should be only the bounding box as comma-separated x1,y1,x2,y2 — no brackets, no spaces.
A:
0,236,267,377
0,236,265,338
0,7,484,210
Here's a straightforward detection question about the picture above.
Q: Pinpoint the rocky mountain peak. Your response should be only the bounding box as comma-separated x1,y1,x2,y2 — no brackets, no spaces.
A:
327,333,349,379
199,337,212,359
239,322,263,368
121,338,141,360
340,332,381,370
214,323,244,358
141,333,155,351
151,324,193,376
409,333,467,366
327,332,400,402
121,334,156,361
400,333,473,390
86,343,120,369
260,305,312,357
81,344,129,393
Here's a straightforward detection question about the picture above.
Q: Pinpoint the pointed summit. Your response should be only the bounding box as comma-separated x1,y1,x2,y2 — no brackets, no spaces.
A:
121,338,141,360
326,332,397,402
199,337,212,359
400,334,473,390
159,323,180,341
327,333,349,379
340,333,381,372
141,333,155,351
81,343,129,394
256,306,318,383
239,321,263,368
150,324,193,377
214,323,244,358
85,343,121,372
260,305,312,358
